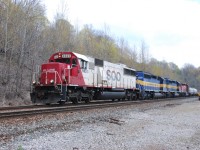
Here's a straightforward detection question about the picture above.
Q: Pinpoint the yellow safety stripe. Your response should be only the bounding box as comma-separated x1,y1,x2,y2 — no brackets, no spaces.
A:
136,80,160,88
137,80,178,90
166,85,178,89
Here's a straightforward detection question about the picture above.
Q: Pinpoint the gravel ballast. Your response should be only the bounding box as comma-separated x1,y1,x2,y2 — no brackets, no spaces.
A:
0,98,200,150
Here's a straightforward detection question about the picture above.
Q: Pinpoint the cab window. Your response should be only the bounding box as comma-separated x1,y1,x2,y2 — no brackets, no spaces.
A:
81,59,88,69
55,58,71,64
72,58,77,66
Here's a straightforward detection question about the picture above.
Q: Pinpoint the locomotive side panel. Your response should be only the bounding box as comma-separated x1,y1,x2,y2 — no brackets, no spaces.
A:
80,56,136,90
136,71,164,99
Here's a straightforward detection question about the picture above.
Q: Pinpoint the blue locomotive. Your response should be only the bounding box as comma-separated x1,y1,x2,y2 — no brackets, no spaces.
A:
136,71,189,99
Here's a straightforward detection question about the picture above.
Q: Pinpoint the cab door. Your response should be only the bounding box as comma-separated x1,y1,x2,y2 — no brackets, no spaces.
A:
71,57,78,76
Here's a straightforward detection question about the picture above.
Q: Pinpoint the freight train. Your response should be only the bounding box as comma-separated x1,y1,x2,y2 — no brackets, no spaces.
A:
30,52,198,105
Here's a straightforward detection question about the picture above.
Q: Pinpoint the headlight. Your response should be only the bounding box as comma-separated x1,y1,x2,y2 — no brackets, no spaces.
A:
50,79,54,84
32,81,36,85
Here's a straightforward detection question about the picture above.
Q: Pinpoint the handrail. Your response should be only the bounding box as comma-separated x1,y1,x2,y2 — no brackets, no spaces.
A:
32,65,41,84
41,70,63,92
64,66,72,84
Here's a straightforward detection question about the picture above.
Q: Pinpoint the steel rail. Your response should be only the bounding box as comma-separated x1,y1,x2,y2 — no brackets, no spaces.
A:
0,105,46,111
0,101,135,118
0,97,197,119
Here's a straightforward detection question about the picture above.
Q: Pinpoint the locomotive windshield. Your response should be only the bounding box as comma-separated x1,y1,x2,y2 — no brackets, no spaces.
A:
55,58,71,64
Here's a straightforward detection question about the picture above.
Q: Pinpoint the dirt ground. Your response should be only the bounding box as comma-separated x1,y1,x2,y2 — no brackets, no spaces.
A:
0,97,200,150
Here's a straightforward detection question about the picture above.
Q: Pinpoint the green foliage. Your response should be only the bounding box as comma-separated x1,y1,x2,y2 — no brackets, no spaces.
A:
17,145,23,150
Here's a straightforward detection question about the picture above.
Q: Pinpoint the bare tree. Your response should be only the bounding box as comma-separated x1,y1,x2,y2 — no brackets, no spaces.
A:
0,0,46,104
139,40,149,71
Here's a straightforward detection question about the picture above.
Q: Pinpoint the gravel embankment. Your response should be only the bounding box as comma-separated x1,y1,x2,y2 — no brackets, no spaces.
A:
0,98,200,150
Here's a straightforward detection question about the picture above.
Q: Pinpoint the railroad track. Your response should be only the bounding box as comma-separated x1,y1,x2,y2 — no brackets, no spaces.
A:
0,101,136,118
0,100,127,112
0,97,197,119
0,105,48,111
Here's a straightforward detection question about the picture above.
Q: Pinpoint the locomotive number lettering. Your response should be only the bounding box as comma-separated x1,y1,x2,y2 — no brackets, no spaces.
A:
106,70,121,81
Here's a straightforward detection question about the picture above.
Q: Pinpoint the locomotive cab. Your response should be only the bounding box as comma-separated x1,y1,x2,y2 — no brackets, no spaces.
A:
50,52,79,81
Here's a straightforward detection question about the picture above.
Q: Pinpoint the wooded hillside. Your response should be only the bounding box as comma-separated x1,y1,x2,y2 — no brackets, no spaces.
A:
0,0,199,106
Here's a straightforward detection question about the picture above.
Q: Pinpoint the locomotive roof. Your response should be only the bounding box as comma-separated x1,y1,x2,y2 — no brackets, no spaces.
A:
73,52,89,62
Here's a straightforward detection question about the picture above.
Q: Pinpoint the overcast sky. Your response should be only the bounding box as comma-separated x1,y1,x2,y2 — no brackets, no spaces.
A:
43,0,200,68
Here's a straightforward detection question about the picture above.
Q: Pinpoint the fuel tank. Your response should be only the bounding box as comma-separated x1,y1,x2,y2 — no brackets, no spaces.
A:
94,91,126,100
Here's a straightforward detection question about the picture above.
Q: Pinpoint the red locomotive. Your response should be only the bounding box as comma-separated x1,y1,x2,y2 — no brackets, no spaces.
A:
31,52,137,104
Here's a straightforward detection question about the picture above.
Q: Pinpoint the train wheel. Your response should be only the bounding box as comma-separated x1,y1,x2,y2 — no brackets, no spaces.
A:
139,94,145,100
151,93,155,100
127,94,131,101
85,98,89,103
77,96,82,102
85,94,92,103
123,95,128,101
71,98,78,104
133,96,137,101
77,91,82,102
131,93,137,101
85,97,90,103
59,101,65,105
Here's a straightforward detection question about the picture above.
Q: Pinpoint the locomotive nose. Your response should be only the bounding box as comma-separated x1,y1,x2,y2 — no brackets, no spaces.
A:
39,63,70,85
